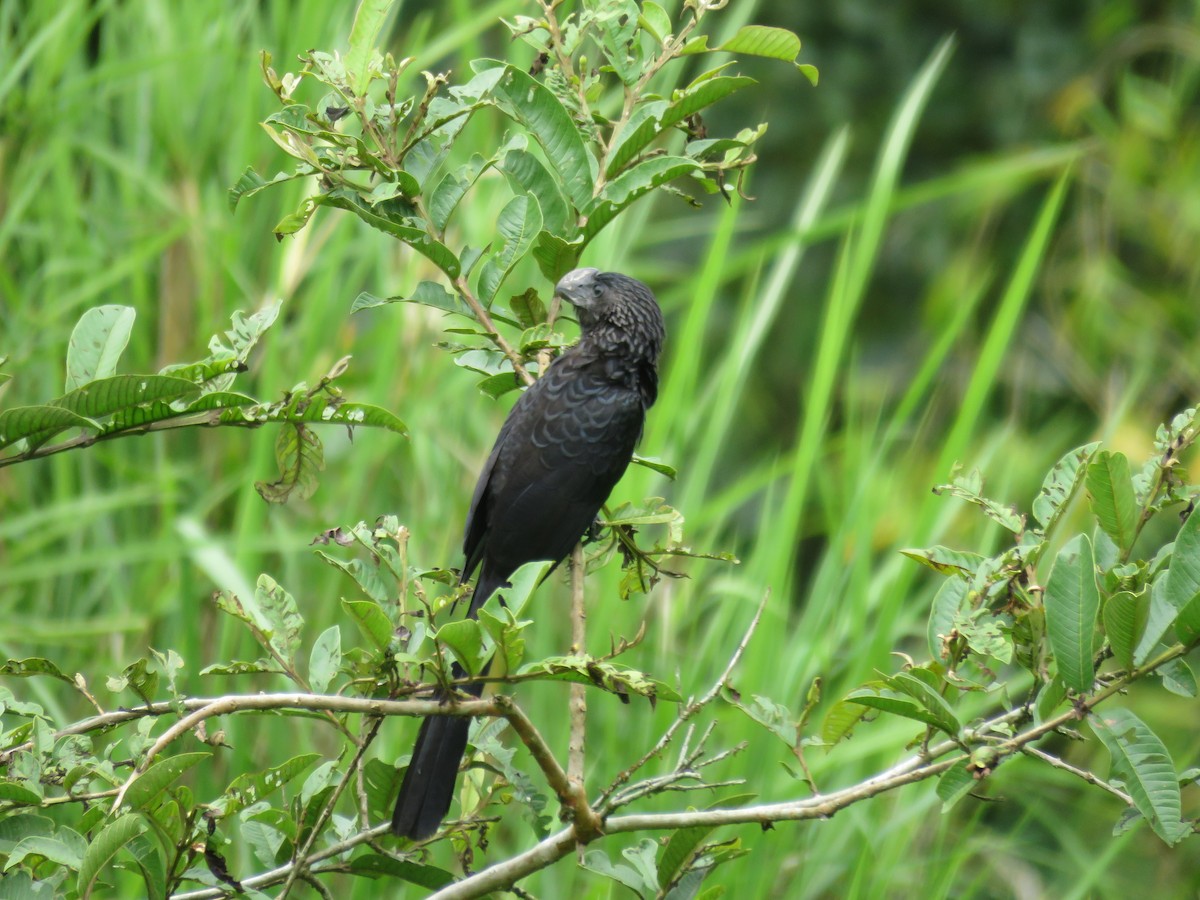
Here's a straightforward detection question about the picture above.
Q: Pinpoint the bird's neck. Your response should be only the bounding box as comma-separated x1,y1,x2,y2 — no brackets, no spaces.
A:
572,324,660,407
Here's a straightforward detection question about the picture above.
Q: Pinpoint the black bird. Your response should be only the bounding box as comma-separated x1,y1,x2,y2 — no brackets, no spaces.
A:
391,267,665,840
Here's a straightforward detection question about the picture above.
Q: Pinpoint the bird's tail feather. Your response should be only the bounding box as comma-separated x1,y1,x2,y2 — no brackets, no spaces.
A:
391,569,507,840
390,678,482,839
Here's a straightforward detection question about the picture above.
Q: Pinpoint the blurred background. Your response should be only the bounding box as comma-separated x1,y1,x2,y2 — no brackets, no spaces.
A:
2,0,1198,896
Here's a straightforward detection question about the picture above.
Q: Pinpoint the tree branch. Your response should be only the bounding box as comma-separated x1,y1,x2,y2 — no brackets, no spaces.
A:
596,589,769,811
567,542,589,844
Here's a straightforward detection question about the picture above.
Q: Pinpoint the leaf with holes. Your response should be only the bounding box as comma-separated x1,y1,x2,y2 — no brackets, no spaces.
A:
65,305,137,391
1032,441,1101,532
255,424,324,503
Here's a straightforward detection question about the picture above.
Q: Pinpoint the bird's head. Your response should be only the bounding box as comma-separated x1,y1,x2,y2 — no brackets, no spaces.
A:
554,267,664,361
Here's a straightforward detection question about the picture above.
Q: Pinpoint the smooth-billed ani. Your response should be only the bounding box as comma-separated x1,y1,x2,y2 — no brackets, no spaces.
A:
391,267,665,840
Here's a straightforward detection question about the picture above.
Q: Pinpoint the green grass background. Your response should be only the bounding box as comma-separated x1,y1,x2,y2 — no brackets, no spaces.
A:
2,0,1199,896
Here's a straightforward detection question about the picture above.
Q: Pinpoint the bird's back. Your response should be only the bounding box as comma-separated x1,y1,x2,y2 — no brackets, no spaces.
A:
463,347,648,588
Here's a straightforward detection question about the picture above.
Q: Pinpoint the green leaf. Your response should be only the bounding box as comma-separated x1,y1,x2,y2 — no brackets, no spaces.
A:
723,690,796,747
509,287,548,328
199,658,281,676
252,574,304,663
639,2,672,43
435,619,485,676
255,424,324,504
658,822,715,891
885,671,961,737
346,854,456,889
594,1,642,84
346,0,393,94
583,156,698,242
1134,574,1177,664
486,62,595,210
1034,677,1068,725
1103,590,1149,670
1157,658,1197,697
936,759,976,812
630,454,677,479
77,814,147,897
0,658,75,683
1167,508,1200,645
516,656,681,702
476,371,522,399
499,149,571,234
125,834,166,900
65,305,136,391
429,155,492,232
476,604,528,678
901,545,985,577
604,101,668,179
106,656,159,703
1032,441,1101,532
121,753,210,811
1044,534,1100,693
844,684,955,734
8,831,86,870
0,781,44,805
582,842,657,896
0,405,100,452
1086,451,1140,555
819,698,869,746
101,390,257,435
309,625,342,694
478,194,542,303
717,25,805,65
341,599,395,653
662,75,756,132
1091,708,1189,845
217,753,321,818
53,374,200,419
315,189,460,277
531,231,582,282
927,576,968,660
228,166,306,211
933,472,1025,533
352,280,485,323
314,551,391,603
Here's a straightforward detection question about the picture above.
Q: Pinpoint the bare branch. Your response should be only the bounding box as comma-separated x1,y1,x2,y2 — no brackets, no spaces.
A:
567,541,589,849
597,590,769,810
1021,746,1134,805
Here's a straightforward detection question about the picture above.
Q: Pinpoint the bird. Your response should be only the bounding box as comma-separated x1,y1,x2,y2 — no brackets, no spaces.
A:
391,267,665,840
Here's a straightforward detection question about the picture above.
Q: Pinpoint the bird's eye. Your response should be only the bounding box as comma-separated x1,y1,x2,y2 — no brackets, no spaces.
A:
592,284,604,297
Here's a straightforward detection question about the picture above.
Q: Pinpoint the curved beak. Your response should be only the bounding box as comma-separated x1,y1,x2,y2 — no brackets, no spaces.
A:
554,267,600,308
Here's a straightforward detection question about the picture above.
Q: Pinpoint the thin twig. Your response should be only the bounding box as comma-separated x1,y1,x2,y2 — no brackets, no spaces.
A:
1021,746,1134,805
567,542,589,851
452,274,534,385
596,590,770,811
277,717,384,897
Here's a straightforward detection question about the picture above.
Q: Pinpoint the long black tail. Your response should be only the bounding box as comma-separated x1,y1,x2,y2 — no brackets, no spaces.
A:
391,569,507,839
